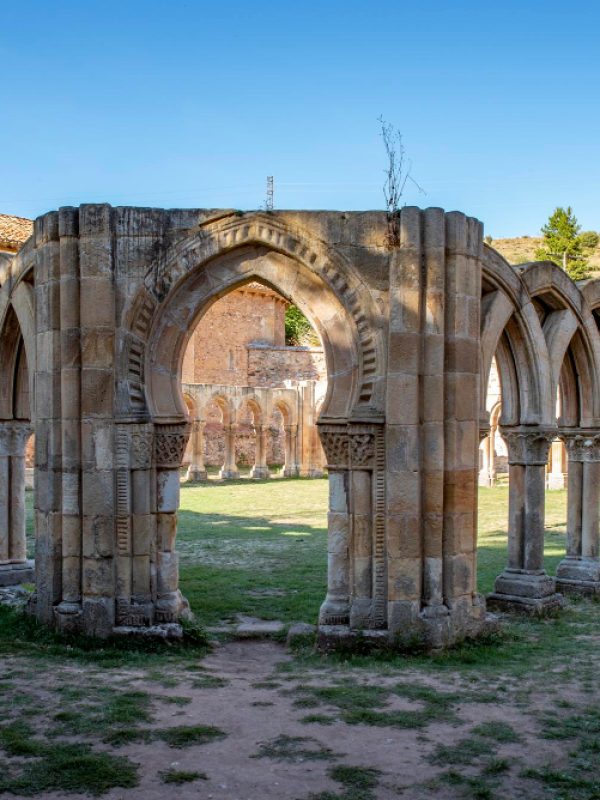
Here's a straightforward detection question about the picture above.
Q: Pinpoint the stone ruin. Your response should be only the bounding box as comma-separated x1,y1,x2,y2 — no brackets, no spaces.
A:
1,205,600,649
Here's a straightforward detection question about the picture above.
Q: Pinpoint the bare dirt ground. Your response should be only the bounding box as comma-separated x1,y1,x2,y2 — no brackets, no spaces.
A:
2,628,595,800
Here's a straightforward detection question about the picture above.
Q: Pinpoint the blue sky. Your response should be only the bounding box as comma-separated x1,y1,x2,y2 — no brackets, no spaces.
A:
1,0,598,236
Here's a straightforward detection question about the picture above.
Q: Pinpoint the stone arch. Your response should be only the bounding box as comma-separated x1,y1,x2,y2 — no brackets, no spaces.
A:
519,260,600,426
0,300,34,583
481,248,554,426
121,214,384,423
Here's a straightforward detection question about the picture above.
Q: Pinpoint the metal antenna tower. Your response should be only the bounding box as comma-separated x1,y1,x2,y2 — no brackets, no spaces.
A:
266,176,274,211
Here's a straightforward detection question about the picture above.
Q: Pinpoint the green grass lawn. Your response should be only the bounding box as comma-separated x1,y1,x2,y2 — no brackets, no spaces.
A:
25,482,569,627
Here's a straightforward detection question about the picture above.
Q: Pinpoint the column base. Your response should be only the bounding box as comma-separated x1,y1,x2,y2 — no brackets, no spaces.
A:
250,466,270,479
185,466,208,482
0,560,35,587
488,570,564,615
556,557,600,596
282,467,299,478
318,596,349,626
219,469,240,480
319,596,498,653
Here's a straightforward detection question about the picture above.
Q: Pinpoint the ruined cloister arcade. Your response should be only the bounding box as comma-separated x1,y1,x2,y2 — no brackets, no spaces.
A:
2,206,600,649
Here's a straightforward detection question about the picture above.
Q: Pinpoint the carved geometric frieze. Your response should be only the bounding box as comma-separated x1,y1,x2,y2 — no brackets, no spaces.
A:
154,423,191,468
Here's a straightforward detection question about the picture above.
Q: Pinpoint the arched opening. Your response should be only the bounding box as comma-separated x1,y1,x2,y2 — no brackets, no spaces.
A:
142,242,362,628
0,304,34,586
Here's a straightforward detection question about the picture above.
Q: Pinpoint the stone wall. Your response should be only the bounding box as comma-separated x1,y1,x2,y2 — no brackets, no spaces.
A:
247,344,325,386
182,283,287,386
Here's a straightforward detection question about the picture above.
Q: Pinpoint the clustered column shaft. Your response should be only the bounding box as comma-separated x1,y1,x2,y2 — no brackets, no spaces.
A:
556,432,600,594
488,427,563,613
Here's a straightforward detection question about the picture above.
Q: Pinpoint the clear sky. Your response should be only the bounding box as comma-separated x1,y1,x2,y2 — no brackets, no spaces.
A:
2,0,598,237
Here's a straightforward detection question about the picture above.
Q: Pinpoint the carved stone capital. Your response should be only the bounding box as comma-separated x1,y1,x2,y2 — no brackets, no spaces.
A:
348,424,376,469
154,423,191,468
318,422,380,469
318,424,349,469
560,430,600,463
500,426,556,466
0,422,33,457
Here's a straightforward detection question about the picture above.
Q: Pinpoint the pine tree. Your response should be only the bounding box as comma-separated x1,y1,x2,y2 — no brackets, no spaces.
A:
535,207,590,281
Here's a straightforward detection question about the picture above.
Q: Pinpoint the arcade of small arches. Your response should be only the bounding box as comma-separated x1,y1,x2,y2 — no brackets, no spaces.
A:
181,383,326,481
2,205,600,650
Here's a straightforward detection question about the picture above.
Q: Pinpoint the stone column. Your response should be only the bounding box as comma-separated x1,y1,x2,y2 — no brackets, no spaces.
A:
479,431,492,487
0,422,35,586
488,427,563,613
283,424,299,477
186,419,207,482
219,424,239,480
250,425,270,479
556,432,600,595
154,423,191,623
318,425,350,625
547,438,566,490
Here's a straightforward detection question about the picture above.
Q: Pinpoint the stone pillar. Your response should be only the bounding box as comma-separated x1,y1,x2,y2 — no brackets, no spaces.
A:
219,424,240,480
488,427,564,614
478,431,493,487
250,425,270,479
0,423,35,586
547,438,566,490
32,210,63,622
556,432,600,595
283,424,299,477
154,423,191,623
318,425,351,625
186,419,207,482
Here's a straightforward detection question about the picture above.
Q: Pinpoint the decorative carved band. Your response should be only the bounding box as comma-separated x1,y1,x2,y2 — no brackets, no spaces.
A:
154,423,191,468
500,426,556,466
561,431,600,463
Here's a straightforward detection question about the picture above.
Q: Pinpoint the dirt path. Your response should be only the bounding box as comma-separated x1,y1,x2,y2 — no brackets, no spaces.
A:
3,637,581,800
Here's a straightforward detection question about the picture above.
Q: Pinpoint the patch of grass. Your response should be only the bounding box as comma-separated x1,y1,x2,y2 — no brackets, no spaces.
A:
308,765,382,800
251,680,281,689
523,706,600,799
300,714,336,725
430,736,496,766
161,694,192,706
483,757,510,775
252,734,339,762
523,765,600,797
52,688,152,739
0,722,138,796
156,724,227,748
0,602,209,670
472,721,521,743
160,768,207,784
191,674,228,688
330,764,381,790
438,770,496,800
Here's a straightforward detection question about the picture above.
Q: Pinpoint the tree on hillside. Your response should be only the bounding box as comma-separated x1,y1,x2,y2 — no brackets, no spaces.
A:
535,207,597,281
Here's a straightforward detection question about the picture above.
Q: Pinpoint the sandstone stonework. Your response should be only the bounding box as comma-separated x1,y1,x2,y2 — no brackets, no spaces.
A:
1,205,599,647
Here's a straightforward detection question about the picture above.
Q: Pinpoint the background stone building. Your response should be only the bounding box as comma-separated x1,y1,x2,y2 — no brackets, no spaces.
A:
181,281,327,474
